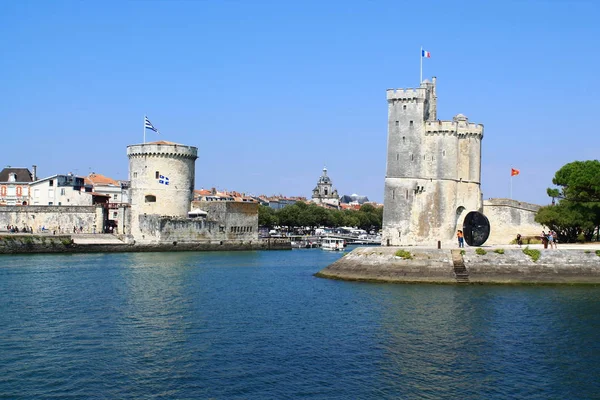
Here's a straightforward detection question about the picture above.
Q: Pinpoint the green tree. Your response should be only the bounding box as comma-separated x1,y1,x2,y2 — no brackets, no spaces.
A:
258,205,278,228
538,160,600,242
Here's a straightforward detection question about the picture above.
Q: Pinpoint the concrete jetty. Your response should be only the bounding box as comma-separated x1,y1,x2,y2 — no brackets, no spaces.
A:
316,244,600,285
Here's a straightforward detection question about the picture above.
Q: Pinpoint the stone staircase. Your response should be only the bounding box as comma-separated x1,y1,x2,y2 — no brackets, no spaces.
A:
451,250,470,284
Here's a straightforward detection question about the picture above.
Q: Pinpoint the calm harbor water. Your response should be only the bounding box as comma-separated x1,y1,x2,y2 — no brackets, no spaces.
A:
1,248,599,399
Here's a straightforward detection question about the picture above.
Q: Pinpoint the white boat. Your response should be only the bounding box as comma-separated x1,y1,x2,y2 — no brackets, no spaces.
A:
321,237,345,251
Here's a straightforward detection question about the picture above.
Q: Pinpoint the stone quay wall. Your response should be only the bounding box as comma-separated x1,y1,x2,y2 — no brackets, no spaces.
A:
0,235,290,254
0,206,99,233
316,246,600,284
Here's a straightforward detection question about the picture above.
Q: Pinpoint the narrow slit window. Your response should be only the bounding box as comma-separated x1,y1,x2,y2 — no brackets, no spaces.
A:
155,171,160,179
409,121,414,127
403,105,407,110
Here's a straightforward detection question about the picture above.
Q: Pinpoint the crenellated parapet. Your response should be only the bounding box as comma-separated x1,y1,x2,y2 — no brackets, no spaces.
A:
386,87,427,102
127,143,198,160
425,114,484,138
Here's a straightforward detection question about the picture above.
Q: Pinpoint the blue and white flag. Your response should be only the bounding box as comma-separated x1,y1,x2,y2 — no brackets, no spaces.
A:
144,116,159,133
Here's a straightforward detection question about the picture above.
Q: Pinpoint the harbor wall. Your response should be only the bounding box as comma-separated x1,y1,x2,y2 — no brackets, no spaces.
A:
316,246,600,284
0,206,99,233
0,235,290,254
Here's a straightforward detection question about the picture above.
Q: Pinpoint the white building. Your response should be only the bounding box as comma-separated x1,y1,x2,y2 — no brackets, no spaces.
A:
30,174,92,206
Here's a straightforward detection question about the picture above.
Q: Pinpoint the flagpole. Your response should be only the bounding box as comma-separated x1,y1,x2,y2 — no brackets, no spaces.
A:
420,46,423,83
510,175,513,200
143,115,146,144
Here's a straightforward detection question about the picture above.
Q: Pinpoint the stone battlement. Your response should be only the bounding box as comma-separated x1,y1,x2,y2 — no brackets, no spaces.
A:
425,120,484,137
127,143,198,159
484,198,542,212
386,87,427,101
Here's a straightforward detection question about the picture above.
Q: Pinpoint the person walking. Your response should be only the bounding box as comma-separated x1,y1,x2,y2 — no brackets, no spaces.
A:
516,233,522,248
457,230,464,248
547,231,555,249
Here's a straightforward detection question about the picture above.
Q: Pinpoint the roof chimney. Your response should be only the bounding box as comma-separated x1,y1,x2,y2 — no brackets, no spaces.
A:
32,165,37,181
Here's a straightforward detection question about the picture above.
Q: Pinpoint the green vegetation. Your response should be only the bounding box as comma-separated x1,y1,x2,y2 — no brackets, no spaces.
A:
523,246,541,262
61,238,72,246
596,250,600,257
584,250,591,254
395,249,412,259
475,248,487,255
493,248,505,254
536,160,600,243
460,250,465,255
259,202,383,232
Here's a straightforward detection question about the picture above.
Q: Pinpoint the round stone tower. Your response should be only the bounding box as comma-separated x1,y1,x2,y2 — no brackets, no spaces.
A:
127,140,198,236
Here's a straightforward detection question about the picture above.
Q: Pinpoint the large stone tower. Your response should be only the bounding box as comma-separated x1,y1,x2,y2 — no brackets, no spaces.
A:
382,78,484,246
127,140,198,237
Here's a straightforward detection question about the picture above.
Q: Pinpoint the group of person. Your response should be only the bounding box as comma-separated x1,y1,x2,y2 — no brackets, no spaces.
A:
542,230,558,249
5,225,33,234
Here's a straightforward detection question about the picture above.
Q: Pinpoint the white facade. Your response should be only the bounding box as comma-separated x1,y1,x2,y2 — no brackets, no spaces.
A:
30,175,92,206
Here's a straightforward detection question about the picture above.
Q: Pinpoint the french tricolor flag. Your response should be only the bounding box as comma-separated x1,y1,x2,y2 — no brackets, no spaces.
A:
422,49,431,58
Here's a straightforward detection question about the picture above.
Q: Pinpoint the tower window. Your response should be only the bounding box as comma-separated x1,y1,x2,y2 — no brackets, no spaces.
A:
402,136,406,144
411,154,414,161
442,150,446,157
403,105,407,110
155,171,160,179
409,121,414,127
392,190,395,199
145,195,156,203
133,172,138,178
396,153,399,161
406,190,408,198
395,121,399,127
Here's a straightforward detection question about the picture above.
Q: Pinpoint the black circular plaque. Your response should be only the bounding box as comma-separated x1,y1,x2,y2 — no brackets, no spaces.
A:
462,211,490,246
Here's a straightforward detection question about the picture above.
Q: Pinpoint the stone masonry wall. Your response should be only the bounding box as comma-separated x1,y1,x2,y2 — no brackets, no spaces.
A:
483,198,543,245
0,206,98,234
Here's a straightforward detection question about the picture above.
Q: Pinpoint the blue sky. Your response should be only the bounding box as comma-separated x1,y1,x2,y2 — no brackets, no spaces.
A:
1,0,599,204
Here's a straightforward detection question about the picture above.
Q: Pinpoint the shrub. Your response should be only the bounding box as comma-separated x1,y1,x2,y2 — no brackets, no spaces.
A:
395,249,412,259
523,246,541,262
460,250,465,255
61,239,72,246
596,250,600,257
585,250,591,254
475,248,487,255
493,248,505,254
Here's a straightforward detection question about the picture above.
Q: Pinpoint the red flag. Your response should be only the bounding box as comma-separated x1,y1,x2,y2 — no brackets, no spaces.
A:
511,168,520,176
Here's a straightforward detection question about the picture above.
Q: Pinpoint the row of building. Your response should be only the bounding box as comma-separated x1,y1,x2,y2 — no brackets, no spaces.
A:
0,165,376,212
0,142,379,244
